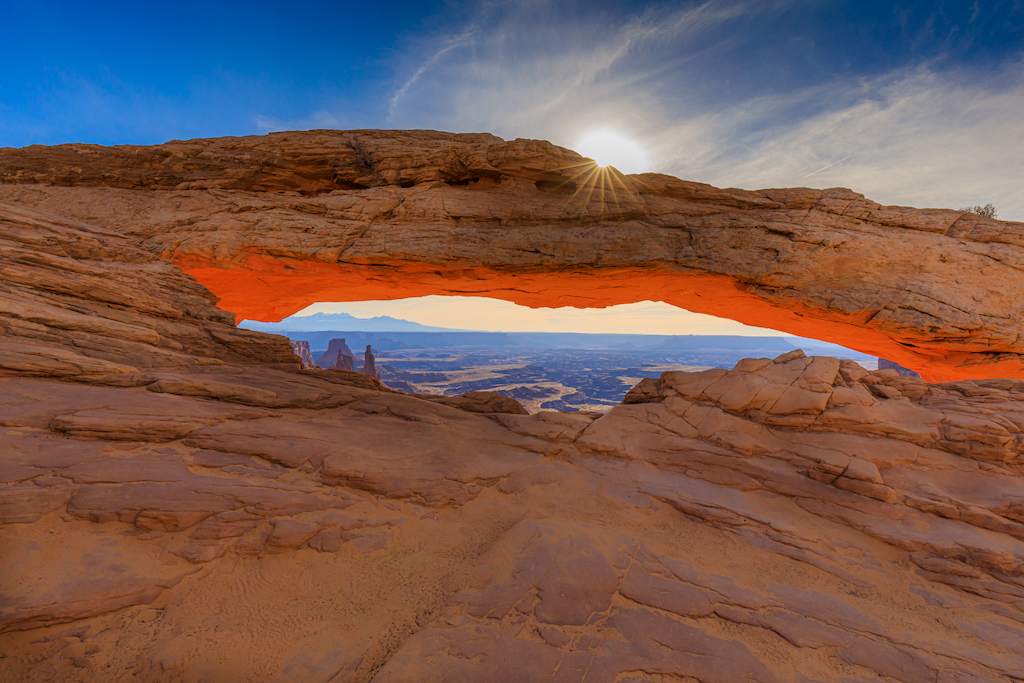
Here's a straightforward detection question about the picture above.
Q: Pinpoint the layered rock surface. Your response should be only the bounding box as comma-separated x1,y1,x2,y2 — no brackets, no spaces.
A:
0,200,298,376
3,130,1024,380
2,136,1024,682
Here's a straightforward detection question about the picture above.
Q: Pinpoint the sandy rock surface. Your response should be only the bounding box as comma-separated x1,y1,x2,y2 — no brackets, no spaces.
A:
3,130,1024,380
1,135,1024,682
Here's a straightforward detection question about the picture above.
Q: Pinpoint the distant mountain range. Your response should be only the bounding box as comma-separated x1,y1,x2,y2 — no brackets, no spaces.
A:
240,312,464,333
239,312,873,359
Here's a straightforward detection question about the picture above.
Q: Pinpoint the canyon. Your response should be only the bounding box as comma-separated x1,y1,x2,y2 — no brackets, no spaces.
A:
1,131,1023,682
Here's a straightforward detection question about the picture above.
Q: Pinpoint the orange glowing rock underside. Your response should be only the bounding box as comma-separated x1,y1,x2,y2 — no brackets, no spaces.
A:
3,129,1023,383
178,256,1023,383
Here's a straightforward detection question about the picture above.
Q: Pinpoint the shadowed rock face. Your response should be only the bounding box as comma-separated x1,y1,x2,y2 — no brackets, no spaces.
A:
289,340,316,369
3,130,1024,380
2,135,1024,682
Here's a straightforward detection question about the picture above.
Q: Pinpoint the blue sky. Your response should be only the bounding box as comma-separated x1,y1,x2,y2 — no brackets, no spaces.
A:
4,0,1023,333
3,0,1021,216
0,0,445,144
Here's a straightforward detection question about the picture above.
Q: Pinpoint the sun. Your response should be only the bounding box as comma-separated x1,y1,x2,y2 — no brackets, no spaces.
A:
573,128,652,175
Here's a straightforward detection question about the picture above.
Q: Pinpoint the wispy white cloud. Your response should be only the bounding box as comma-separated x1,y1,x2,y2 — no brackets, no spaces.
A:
253,109,351,133
801,154,857,180
682,65,1024,219
383,0,792,140
387,23,480,120
374,0,1024,221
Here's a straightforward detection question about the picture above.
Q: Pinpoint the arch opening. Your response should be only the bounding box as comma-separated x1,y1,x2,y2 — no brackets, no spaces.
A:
3,129,1020,384
178,257,1002,383
239,296,880,413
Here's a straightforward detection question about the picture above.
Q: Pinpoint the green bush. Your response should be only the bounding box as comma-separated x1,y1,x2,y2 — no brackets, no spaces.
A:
959,203,998,219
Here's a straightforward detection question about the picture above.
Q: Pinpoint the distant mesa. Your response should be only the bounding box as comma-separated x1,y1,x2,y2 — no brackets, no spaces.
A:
877,358,921,378
262,327,522,353
314,338,379,377
316,338,355,369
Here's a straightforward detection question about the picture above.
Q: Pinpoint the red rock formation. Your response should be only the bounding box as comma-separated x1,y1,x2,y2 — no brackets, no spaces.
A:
316,337,354,369
362,344,378,378
2,130,1024,381
3,136,1024,682
289,340,316,368
333,349,354,372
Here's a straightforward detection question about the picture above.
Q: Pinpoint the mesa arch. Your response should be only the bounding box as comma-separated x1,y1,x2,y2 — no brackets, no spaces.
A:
2,129,1023,381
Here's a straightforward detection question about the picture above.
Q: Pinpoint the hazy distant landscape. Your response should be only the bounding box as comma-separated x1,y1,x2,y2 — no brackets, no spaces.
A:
242,314,878,412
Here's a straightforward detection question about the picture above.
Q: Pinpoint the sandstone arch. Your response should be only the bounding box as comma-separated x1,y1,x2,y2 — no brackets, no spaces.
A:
3,129,1023,381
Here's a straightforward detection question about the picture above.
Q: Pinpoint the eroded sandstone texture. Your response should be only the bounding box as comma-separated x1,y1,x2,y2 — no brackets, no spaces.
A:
2,130,1024,380
2,135,1024,682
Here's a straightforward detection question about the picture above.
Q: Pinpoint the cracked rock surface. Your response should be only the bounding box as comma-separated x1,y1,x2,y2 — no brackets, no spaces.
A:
2,138,1024,681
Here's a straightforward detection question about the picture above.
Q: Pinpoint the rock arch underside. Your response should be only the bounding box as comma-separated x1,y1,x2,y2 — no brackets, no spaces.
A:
2,131,1024,682
2,129,1024,381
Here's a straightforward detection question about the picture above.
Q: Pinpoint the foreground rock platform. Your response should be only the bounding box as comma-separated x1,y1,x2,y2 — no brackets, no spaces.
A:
2,136,1024,681
3,130,1024,380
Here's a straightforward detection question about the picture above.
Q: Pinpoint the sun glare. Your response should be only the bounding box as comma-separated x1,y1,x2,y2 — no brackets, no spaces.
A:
573,128,652,175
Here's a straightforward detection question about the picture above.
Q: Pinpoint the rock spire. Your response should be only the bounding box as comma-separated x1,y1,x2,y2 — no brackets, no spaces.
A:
316,338,355,369
362,344,378,378
334,350,354,372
